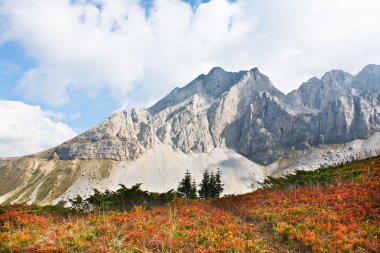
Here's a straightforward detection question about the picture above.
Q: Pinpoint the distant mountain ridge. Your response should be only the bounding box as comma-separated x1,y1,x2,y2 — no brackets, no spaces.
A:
54,64,380,164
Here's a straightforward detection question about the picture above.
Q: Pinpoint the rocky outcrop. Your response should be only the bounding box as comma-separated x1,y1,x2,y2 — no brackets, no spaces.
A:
55,109,155,160
154,94,214,154
53,65,380,165
288,66,380,147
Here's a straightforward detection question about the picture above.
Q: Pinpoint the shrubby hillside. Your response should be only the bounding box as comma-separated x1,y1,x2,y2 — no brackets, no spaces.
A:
0,157,378,252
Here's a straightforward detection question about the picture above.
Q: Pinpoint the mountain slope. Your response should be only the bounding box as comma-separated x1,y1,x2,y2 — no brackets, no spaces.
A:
1,157,379,252
213,156,380,252
1,64,379,205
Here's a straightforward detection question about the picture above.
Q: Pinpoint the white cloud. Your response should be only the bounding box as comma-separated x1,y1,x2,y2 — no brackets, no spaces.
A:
0,0,379,108
43,110,65,122
0,59,20,77
0,100,77,157
69,112,81,120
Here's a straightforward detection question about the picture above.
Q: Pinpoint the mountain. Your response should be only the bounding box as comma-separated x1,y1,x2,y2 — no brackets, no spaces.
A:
1,65,379,205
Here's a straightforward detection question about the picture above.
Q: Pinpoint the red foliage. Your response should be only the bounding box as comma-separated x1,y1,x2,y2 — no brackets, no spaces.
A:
1,158,378,252
0,201,264,252
213,159,380,252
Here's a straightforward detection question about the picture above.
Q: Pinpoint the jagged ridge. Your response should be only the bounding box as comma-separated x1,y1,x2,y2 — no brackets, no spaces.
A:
53,64,380,165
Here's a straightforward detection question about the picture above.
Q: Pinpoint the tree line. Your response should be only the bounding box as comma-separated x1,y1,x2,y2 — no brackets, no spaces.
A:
69,184,177,211
69,168,224,211
177,168,224,199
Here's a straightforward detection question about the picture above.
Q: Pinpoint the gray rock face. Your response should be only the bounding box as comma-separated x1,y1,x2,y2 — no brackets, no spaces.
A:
288,65,380,148
148,67,245,115
54,65,380,165
287,70,353,110
55,109,155,160
154,94,214,154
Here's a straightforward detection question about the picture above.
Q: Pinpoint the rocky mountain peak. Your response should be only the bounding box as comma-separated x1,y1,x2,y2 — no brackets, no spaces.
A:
48,64,379,166
148,67,244,115
321,69,352,86
207,66,227,75
352,64,380,92
287,68,358,110
149,66,283,116
360,64,379,73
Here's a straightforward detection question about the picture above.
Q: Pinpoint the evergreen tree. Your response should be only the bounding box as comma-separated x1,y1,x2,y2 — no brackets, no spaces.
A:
198,169,210,199
177,170,197,199
215,167,224,198
190,179,198,199
209,172,217,198
198,168,224,199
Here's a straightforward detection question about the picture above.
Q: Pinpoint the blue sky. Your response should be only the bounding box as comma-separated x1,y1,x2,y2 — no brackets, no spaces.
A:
0,0,379,157
0,0,212,133
0,41,113,131
0,0,210,133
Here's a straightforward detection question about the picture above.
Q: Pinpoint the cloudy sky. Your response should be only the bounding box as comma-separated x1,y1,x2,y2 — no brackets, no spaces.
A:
0,0,379,157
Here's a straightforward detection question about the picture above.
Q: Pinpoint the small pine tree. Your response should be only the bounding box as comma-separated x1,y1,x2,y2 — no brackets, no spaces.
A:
209,172,217,198
198,169,210,199
215,167,224,198
190,179,198,199
198,168,224,199
178,170,197,199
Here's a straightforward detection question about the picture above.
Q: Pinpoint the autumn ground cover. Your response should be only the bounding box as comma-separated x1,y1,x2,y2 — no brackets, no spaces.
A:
0,157,379,252
213,157,380,252
0,200,268,252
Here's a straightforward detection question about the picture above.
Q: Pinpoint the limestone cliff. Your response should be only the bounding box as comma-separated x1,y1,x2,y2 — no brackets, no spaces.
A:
53,65,380,165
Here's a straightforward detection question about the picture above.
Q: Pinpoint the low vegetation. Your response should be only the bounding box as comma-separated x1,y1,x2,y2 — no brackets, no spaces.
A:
261,161,368,188
214,157,380,252
69,183,177,211
0,201,264,252
0,157,379,252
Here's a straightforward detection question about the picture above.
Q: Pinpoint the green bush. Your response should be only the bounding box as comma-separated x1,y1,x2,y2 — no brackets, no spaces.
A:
70,184,179,211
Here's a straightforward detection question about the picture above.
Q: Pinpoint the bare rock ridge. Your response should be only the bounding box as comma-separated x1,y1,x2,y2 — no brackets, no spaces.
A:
54,65,380,165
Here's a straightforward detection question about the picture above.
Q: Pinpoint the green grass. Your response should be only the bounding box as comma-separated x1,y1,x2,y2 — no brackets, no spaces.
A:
262,157,375,189
99,160,113,178
5,172,46,204
35,165,80,203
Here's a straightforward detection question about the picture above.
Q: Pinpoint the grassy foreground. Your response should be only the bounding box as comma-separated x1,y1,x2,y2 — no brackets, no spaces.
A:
0,157,379,252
